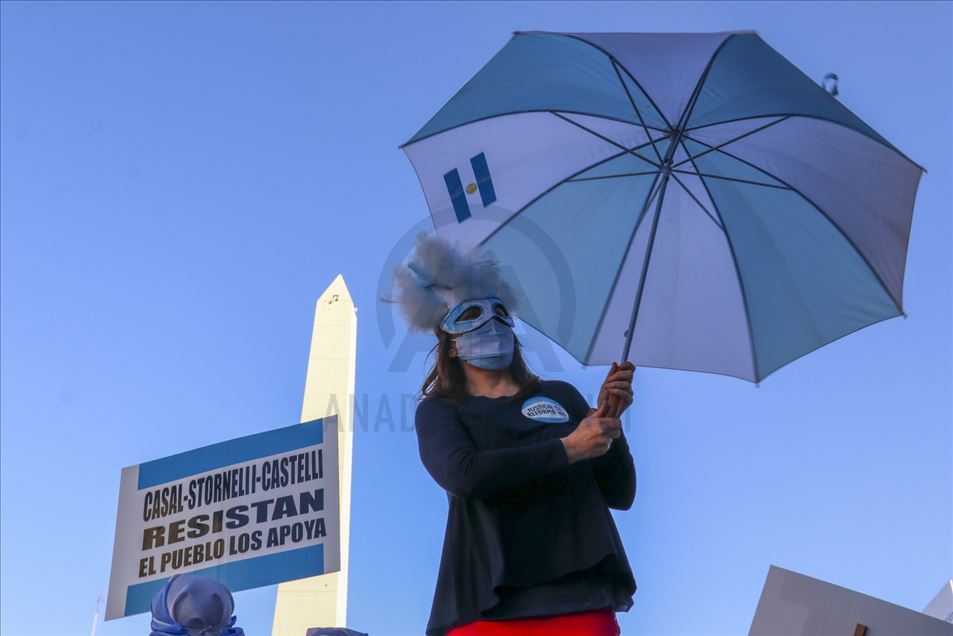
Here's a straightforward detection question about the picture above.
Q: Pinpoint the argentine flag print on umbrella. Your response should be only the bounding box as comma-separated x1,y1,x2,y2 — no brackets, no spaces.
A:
402,31,925,383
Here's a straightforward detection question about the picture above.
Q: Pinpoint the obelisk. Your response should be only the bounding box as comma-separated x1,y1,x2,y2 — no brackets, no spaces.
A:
272,274,357,635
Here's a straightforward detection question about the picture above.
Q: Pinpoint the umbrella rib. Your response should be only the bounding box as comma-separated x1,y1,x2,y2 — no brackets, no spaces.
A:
551,112,662,168
581,170,666,363
611,60,664,164
568,171,660,183
585,32,747,364
675,135,761,382
479,134,668,364
550,31,674,130
671,169,792,190
672,116,791,169
568,33,743,364
669,172,723,228
620,172,669,362
680,113,927,172
401,109,670,149
617,30,743,363
476,136,669,249
687,137,906,315
581,32,749,365
741,306,905,384
684,114,789,135
685,113,926,175
672,30,923,172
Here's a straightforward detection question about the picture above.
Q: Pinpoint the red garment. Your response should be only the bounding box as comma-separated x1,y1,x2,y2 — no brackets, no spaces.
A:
446,606,620,636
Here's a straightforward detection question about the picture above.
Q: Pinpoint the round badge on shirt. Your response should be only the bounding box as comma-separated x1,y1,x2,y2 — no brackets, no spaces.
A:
521,396,570,423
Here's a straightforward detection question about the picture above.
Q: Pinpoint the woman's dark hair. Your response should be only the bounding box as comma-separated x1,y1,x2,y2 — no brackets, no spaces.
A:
419,328,541,405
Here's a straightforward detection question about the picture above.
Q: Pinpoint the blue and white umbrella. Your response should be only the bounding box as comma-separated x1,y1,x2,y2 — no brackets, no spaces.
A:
402,31,925,383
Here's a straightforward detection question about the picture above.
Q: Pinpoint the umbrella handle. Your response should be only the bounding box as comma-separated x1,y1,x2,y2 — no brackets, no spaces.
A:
601,362,622,419
602,362,636,419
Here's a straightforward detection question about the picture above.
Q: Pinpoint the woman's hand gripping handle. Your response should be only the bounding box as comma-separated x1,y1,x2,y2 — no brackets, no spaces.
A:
598,361,635,419
561,399,621,464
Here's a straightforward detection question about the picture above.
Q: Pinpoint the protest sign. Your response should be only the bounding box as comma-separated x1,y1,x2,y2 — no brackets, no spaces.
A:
105,416,340,619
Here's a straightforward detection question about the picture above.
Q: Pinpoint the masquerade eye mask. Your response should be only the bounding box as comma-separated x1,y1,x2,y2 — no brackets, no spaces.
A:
440,296,515,335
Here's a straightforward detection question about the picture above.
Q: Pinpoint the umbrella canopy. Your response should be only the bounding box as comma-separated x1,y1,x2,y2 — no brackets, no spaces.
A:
402,30,925,383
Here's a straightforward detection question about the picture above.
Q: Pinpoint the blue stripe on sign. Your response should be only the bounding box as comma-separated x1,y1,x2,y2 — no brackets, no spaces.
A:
444,168,471,222
470,152,497,206
123,544,324,617
137,418,326,489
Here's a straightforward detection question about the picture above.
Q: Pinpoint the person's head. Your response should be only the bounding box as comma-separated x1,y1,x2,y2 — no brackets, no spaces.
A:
380,232,540,404
420,295,540,404
149,574,243,636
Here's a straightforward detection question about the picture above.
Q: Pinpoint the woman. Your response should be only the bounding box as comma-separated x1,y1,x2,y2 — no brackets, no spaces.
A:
385,233,637,636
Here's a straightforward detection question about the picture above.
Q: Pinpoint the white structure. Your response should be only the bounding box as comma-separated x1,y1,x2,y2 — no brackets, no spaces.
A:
272,275,357,636
924,581,953,624
749,566,953,636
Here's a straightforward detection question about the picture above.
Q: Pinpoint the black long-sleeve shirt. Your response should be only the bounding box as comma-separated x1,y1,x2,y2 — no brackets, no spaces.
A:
414,379,636,635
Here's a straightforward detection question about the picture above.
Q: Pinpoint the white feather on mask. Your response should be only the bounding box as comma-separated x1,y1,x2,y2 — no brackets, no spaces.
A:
380,232,522,334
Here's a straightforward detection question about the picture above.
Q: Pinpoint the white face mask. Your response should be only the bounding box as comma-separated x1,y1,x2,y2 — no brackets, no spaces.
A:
453,318,515,370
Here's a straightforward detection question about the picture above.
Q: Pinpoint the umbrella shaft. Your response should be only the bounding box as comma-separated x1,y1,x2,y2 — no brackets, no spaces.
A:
621,167,670,362
620,50,708,362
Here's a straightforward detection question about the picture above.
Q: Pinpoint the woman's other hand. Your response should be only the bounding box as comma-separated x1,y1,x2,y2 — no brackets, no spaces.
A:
597,361,635,418
561,400,621,464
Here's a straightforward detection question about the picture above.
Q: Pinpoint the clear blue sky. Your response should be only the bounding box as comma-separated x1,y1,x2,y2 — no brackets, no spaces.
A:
1,2,950,635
